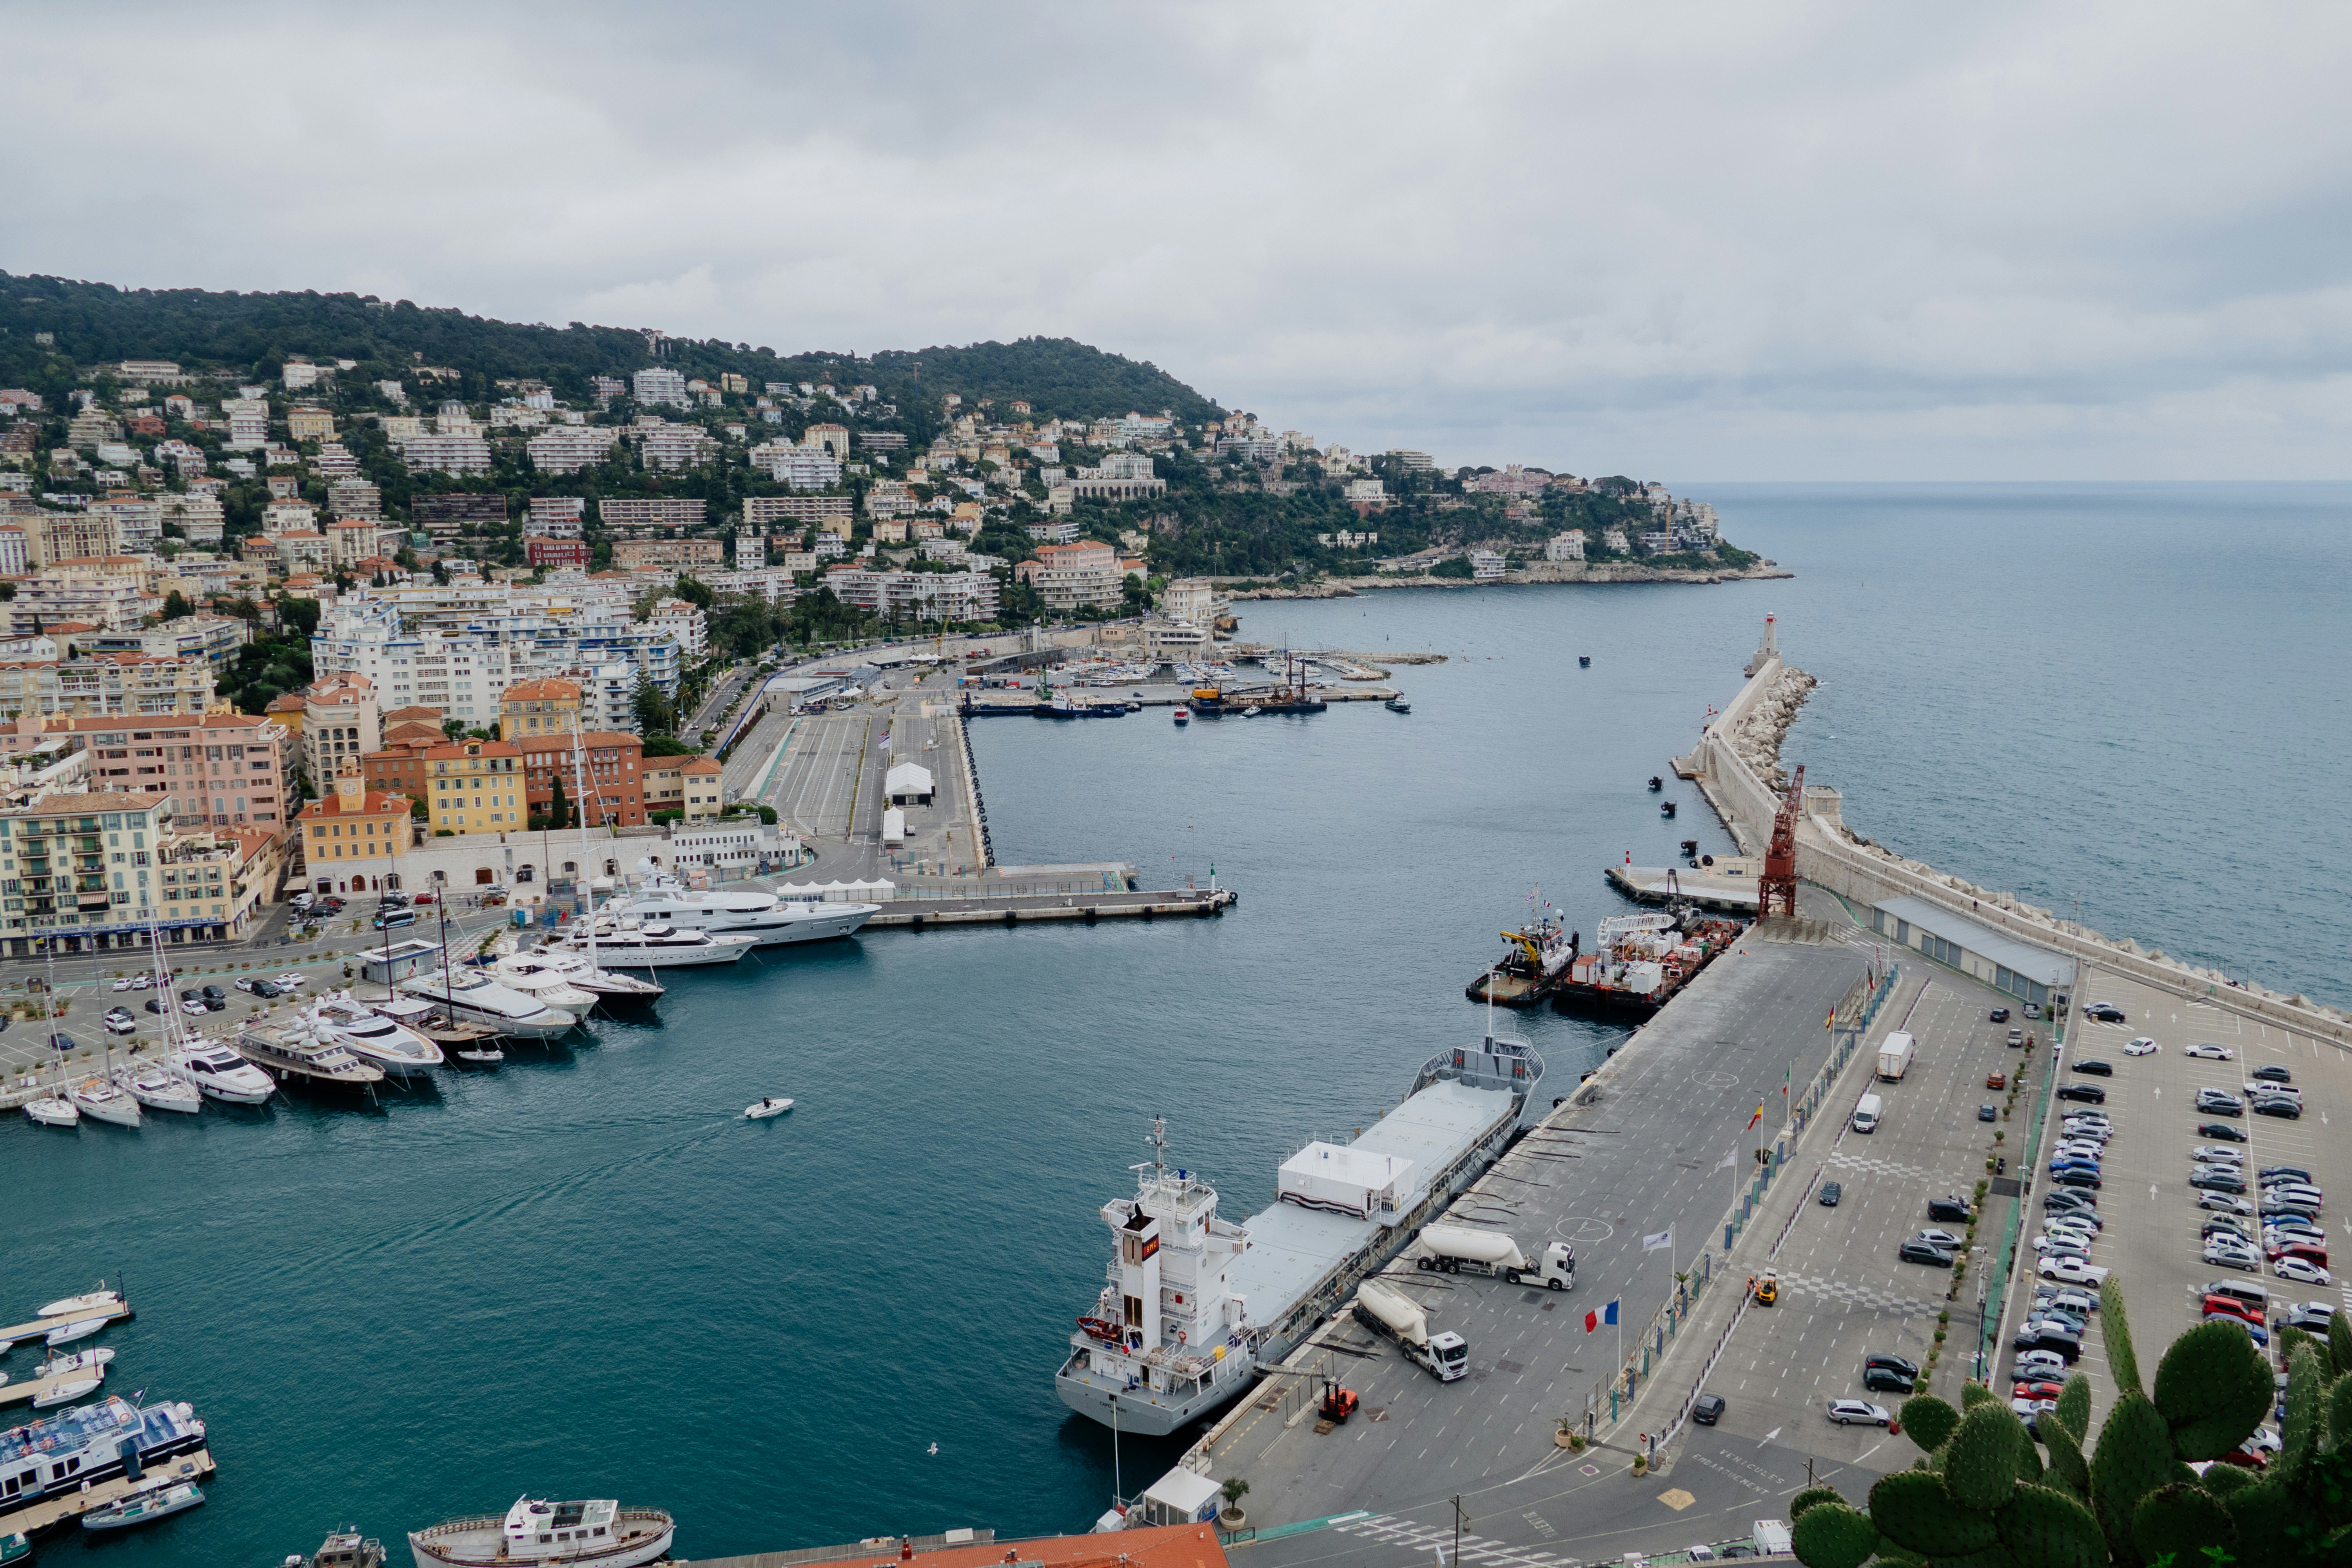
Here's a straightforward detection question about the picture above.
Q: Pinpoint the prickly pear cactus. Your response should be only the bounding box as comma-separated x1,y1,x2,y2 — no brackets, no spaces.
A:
2087,1393,2190,1564
2052,1373,2091,1443
1868,1470,2003,1559
2098,1279,2141,1397
1994,1484,2105,1568
1946,1403,2029,1511
2150,1319,2273,1462
1789,1501,1878,1568
1902,1393,1961,1452
2129,1482,2235,1565
1788,1485,1845,1521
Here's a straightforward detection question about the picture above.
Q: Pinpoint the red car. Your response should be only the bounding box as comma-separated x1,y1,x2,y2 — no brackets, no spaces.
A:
2272,1243,2329,1270
2012,1380,2065,1401
2203,1295,2263,1327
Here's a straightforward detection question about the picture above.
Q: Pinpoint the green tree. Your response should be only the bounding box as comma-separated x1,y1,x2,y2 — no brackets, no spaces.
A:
546,773,570,832
160,590,193,621
632,674,673,735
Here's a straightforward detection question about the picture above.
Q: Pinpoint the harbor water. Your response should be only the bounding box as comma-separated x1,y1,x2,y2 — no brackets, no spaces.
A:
2,482,2344,1563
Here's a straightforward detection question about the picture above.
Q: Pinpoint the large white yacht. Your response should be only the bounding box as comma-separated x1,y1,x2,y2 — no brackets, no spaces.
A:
310,993,445,1077
602,874,878,947
167,1042,276,1105
540,919,755,969
499,950,664,1008
399,969,578,1039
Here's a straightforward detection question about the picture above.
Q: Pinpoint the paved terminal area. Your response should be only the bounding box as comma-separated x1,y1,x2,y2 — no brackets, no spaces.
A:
1991,966,2352,1431
1216,933,1865,1566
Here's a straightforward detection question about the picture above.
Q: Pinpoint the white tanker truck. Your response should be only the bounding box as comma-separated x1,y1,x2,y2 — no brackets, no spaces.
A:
1411,1224,1576,1290
1352,1279,1469,1381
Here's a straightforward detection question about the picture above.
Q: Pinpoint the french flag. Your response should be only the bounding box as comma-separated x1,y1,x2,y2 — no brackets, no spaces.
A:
1583,1299,1619,1333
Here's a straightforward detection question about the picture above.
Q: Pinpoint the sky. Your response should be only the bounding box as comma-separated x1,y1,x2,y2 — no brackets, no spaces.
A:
6,2,2351,479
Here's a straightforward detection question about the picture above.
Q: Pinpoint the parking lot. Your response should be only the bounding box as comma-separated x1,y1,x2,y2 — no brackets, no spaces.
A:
1691,966,2026,1468
1995,965,2352,1424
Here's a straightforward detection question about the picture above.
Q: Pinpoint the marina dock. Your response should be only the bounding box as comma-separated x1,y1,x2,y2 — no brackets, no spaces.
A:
1605,858,1762,913
0,1446,214,1537
0,1298,133,1347
0,1359,119,1410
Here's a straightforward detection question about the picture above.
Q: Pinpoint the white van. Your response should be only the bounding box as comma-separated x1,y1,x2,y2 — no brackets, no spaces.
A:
1851,1093,1883,1134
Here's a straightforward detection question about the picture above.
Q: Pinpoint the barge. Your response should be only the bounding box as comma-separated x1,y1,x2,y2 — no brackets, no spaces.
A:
1054,1025,1543,1437
1548,909,1746,1019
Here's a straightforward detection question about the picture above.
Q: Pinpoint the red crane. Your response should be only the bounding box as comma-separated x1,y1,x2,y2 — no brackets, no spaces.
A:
1757,764,1804,919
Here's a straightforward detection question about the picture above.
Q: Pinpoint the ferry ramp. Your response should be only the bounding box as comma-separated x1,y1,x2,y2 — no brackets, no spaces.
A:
1208,936,1866,1566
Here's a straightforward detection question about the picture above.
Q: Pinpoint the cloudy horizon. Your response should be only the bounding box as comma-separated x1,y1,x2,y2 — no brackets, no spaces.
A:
6,2,2349,480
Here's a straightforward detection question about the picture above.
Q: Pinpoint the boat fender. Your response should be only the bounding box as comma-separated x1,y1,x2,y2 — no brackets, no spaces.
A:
1005,909,1018,924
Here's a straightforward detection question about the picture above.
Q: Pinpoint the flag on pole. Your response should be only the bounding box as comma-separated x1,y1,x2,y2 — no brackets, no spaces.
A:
1642,1229,1673,1254
1606,1299,1620,1325
1582,1300,1621,1332
1584,1308,1599,1332
1717,1147,1738,1170
1746,1102,1765,1130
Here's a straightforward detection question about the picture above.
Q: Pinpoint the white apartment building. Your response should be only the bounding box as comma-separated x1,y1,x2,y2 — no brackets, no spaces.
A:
526,497,588,535
638,425,717,471
224,398,271,451
756,446,842,490
11,572,158,635
528,425,621,474
633,368,690,408
164,494,226,545
643,598,708,658
1544,530,1587,562
1162,578,1216,628
399,431,494,475
1469,549,1507,581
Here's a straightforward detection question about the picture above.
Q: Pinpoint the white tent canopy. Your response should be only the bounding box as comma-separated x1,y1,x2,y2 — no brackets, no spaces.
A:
775,879,896,902
885,762,935,802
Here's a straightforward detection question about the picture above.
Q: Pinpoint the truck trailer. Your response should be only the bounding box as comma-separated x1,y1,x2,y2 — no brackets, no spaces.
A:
1876,1031,1916,1082
1412,1225,1575,1290
1353,1279,1469,1381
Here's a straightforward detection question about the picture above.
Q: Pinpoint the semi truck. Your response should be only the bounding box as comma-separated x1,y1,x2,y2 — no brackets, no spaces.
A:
1876,1031,1916,1082
1353,1279,1469,1381
1411,1225,1576,1290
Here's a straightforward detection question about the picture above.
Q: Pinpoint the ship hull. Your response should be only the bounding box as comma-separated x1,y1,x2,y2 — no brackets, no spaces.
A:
1054,1354,1255,1438
1548,980,1669,1018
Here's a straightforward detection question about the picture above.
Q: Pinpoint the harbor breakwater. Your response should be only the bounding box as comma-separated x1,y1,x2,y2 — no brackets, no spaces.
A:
1679,618,2352,1048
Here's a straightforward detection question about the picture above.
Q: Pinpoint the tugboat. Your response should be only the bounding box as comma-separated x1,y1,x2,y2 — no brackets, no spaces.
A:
287,1527,386,1568
1465,910,1577,1007
1172,706,1190,725
1385,697,1411,714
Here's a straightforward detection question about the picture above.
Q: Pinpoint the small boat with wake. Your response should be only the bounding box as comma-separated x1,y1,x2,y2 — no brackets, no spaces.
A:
744,1096,794,1120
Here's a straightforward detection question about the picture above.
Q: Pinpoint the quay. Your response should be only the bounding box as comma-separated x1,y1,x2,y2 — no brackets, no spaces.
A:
675,1523,1224,1568
1604,858,1761,913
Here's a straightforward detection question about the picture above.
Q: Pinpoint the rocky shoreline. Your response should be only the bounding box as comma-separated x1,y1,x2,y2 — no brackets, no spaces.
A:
1217,561,1793,600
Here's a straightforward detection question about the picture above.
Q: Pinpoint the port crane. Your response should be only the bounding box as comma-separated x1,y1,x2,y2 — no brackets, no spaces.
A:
1758,764,1805,918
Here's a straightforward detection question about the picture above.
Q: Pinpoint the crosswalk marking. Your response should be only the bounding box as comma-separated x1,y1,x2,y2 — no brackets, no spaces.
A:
1768,1269,1948,1316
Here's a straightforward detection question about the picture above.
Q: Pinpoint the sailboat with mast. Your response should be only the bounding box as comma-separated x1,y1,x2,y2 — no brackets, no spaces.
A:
529,717,671,1003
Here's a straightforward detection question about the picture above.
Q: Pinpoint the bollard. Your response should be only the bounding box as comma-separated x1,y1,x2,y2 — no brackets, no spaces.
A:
1726,1223,1735,1248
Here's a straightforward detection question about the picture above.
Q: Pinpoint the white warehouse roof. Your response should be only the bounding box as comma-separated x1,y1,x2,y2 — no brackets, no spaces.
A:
885,762,933,794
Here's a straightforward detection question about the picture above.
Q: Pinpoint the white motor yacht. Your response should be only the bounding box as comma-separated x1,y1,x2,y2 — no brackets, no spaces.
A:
507,950,664,1007
541,920,756,969
604,873,878,947
487,956,599,1012
399,969,578,1039
37,1287,120,1319
167,1042,277,1105
22,1095,80,1128
67,1074,142,1129
309,994,445,1077
114,1059,202,1114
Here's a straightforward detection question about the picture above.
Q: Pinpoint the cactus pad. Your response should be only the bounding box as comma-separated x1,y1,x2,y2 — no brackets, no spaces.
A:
1791,1501,1879,1568
1946,1403,2029,1511
2152,1319,2274,1461
2131,1482,2236,1565
1901,1394,1961,1452
1993,1483,2106,1568
1870,1470,2002,1558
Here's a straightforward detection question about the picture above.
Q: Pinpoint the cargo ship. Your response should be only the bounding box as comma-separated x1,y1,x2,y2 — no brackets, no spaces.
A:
1053,1024,1543,1437
1548,909,1747,1018
1464,911,1577,1007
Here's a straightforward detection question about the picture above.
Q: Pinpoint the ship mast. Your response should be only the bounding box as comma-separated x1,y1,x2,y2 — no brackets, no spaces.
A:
568,714,601,974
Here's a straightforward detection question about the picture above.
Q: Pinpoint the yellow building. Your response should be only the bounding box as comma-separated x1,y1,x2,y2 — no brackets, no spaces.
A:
498,677,583,740
299,763,410,895
422,738,524,835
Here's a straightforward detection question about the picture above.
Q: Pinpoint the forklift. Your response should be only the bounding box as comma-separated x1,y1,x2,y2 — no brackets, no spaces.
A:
1318,1377,1361,1425
1752,1270,1779,1307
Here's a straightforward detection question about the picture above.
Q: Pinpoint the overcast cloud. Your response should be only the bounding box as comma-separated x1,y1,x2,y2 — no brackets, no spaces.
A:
6,1,2350,478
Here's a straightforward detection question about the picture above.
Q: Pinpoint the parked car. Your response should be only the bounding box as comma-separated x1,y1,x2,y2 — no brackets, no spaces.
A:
1819,1181,1842,1207
2259,1166,2315,1185
1928,1197,1975,1223
2073,1059,2114,1077
233,976,261,993
1862,1365,1914,1394
144,997,167,1014
2050,1169,2103,1190
2013,1348,2069,1378
2196,1089,2245,1115
2185,1043,2235,1060
2281,1303,2336,1332
2252,1098,2303,1120
2191,1169,2248,1194
2196,1122,2249,1143
2124,1038,2159,1056
2203,1294,2264,1326
2044,1189,2098,1214
2274,1257,2333,1287
2193,1146,2248,1164
102,1007,136,1034
374,909,418,930
2038,1258,2110,1285
1986,1071,2007,1090
200,984,226,1002
1692,1394,1726,1426
1978,1104,1998,1122
2006,1028,2026,1046
1990,1007,2011,1023
2206,1241,2263,1272
1900,1240,1957,1267
1915,1228,1967,1249
272,972,308,989
180,996,209,1016
1827,1400,1891,1427
2056,1083,2107,1103
111,976,135,992
2036,1287,2099,1314
2085,1003,2127,1022
2250,1064,2294,1084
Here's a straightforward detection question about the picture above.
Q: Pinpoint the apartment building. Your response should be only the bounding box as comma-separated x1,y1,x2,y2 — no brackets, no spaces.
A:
51,711,292,828
526,496,588,535
526,536,591,569
743,495,851,528
224,398,271,450
0,792,169,953
328,477,383,519
500,677,583,740
757,446,842,490
79,614,249,671
633,368,690,408
417,737,524,835
411,494,509,539
288,406,336,440
29,511,122,568
612,539,722,571
638,425,717,470
1013,540,1122,610
399,431,494,474
302,673,379,793
517,730,645,825
642,599,707,657
597,497,706,532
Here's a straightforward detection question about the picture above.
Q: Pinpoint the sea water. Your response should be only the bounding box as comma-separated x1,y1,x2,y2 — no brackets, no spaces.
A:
3,483,2342,1563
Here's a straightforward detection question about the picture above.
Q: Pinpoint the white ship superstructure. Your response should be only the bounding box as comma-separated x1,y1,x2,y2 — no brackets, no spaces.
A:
1055,1026,1542,1436
0,1395,209,1531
